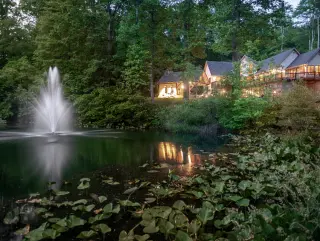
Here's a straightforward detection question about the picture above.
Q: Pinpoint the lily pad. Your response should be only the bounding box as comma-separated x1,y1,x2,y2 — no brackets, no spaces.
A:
88,213,112,224
173,200,187,211
91,224,111,234
123,187,138,195
98,195,107,203
134,234,150,241
143,220,159,234
119,230,135,241
197,207,214,225
119,200,141,207
176,230,193,241
236,198,250,207
142,206,172,220
73,199,88,206
35,207,48,215
54,190,70,196
80,178,90,182
43,229,61,239
67,215,86,228
77,181,90,190
76,230,97,239
144,198,156,204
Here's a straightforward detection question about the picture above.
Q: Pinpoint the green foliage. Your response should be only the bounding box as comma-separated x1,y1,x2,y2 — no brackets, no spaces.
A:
122,44,150,93
218,97,270,130
75,88,156,129
158,98,218,134
278,83,320,131
0,57,41,123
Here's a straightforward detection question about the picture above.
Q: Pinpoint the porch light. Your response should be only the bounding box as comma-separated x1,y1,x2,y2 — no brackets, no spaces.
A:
181,84,184,89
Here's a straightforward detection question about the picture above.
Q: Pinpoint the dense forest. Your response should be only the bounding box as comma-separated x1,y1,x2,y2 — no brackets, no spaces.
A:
0,0,318,127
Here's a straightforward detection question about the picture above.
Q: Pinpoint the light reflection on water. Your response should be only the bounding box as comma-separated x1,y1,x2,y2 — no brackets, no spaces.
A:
0,131,220,201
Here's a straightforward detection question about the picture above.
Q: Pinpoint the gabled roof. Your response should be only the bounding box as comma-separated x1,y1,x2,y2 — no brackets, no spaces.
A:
158,71,201,83
206,61,233,76
288,48,320,68
258,49,298,73
240,55,257,64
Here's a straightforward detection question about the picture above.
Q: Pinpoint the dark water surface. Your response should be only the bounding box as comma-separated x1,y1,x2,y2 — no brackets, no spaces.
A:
0,130,225,203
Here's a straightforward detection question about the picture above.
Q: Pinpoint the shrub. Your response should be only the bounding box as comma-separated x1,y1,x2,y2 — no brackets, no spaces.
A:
158,98,218,134
217,96,270,130
277,83,320,131
75,87,156,129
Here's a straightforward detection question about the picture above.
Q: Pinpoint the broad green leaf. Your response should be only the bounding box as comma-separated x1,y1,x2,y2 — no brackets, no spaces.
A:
54,190,70,196
98,196,107,203
143,220,159,234
42,213,54,219
80,178,90,182
56,218,68,227
188,219,201,235
169,210,189,228
197,207,214,225
238,180,251,191
85,204,95,212
76,230,97,239
186,191,203,199
144,198,156,204
3,208,19,225
25,223,48,241
112,204,121,214
236,198,250,207
35,208,48,215
175,230,193,241
72,199,88,206
119,200,141,207
43,229,61,239
67,215,86,228
52,224,68,233
158,219,174,238
30,193,40,198
14,225,30,235
119,230,135,241
72,205,85,211
91,224,111,234
173,200,187,211
88,213,112,224
124,187,139,195
48,218,61,223
103,203,113,213
142,206,172,220
227,195,243,202
134,234,150,241
77,182,90,190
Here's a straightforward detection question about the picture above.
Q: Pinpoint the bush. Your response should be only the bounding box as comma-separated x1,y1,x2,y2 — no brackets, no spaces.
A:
75,87,157,129
158,98,218,134
217,96,270,130
278,83,320,131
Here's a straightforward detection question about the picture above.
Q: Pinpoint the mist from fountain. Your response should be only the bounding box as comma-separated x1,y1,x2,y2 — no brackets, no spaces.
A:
34,67,72,134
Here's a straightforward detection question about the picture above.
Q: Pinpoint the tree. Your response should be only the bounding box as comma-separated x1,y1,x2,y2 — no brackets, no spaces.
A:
0,0,34,68
122,44,150,93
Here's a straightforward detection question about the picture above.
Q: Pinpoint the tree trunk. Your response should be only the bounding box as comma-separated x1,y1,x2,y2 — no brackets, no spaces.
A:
317,16,320,48
232,0,241,61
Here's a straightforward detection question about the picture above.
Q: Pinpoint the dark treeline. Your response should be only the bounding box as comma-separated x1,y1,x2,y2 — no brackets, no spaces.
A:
0,0,317,127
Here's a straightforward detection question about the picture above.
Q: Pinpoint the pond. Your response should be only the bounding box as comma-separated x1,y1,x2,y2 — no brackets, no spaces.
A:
0,130,225,205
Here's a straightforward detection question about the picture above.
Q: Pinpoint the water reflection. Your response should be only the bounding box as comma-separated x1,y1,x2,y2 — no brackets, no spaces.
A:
30,136,73,189
0,132,220,200
158,142,204,164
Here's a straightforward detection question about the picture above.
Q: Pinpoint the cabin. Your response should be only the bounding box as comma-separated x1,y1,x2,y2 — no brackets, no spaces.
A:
240,55,257,79
203,61,233,92
157,71,204,99
256,49,299,80
158,72,184,98
286,48,320,91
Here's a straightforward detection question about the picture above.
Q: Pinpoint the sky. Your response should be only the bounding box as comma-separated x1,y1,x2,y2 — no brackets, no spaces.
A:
287,0,300,9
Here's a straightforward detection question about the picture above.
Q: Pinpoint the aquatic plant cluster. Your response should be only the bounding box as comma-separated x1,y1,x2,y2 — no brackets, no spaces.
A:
2,133,320,240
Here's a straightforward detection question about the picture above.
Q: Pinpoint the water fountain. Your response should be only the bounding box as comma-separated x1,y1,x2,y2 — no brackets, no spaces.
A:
34,67,72,134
